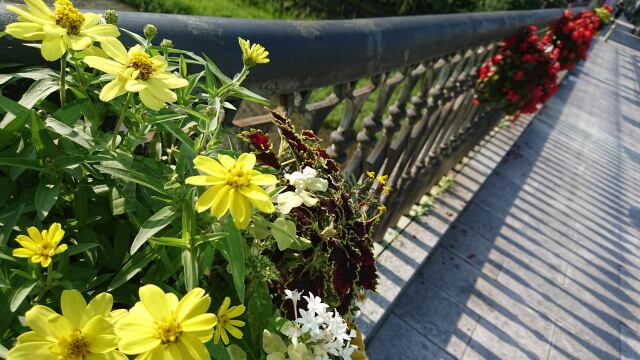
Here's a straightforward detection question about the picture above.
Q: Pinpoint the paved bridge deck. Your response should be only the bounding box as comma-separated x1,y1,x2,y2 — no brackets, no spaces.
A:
367,23,640,359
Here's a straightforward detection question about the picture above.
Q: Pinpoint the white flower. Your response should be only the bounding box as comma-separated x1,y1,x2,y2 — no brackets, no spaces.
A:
296,309,324,337
304,292,329,316
285,289,302,320
277,167,328,214
341,344,357,360
326,310,351,343
282,322,303,345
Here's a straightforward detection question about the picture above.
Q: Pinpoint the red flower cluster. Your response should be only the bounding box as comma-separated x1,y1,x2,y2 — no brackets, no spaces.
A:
475,26,559,116
542,10,600,70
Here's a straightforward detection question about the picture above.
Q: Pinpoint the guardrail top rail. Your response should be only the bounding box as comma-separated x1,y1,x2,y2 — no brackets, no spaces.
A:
0,6,584,241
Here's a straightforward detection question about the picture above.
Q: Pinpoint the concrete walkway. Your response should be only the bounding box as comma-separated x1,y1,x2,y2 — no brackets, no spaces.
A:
367,24,640,359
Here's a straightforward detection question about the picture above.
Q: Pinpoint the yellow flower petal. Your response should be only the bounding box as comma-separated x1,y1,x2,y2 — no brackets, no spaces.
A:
240,186,275,214
5,22,45,40
98,37,128,63
146,79,177,102
84,56,124,76
40,256,52,267
115,315,160,354
54,243,68,254
41,36,67,61
219,326,230,345
229,189,251,229
210,186,232,219
25,0,52,18
217,297,231,317
67,34,92,50
174,288,209,322
47,314,74,341
12,248,35,258
195,185,223,213
153,73,189,89
85,292,114,320
61,289,87,329
138,284,171,322
181,313,217,333
99,79,127,102
185,175,225,186
178,333,210,359
15,235,37,251
5,4,50,25
228,319,245,327
83,24,120,39
81,12,101,28
124,79,147,92
193,156,226,176
25,305,57,340
139,88,165,111
225,325,243,340
87,334,119,353
218,155,236,170
249,173,278,186
7,341,57,360
27,227,42,243
225,304,246,319
236,153,256,172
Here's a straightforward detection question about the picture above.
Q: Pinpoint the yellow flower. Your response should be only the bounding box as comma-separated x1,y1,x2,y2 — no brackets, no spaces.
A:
238,37,270,66
377,205,386,214
115,284,217,359
383,186,391,195
377,175,388,185
214,297,245,345
7,289,126,360
12,223,67,267
366,171,375,179
83,38,188,110
4,0,119,61
185,153,278,229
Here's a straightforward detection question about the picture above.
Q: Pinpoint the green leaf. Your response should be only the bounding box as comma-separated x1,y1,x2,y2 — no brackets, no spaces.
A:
68,243,99,256
120,28,147,46
157,121,194,149
0,203,24,246
10,281,37,311
229,86,271,106
223,217,245,303
0,342,7,359
0,94,28,116
1,78,59,124
45,117,93,148
0,158,45,171
95,165,167,195
131,206,178,254
226,344,247,360
53,99,90,126
35,181,60,220
107,246,157,291
269,217,311,251
148,237,186,248
31,110,56,157
181,249,198,291
248,279,273,350
0,110,30,149
206,342,231,360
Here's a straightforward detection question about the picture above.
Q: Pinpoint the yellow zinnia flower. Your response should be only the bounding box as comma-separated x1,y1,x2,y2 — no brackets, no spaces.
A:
185,153,278,229
4,0,119,61
7,289,126,360
83,38,189,110
115,284,217,359
213,297,245,345
12,222,67,267
238,37,270,67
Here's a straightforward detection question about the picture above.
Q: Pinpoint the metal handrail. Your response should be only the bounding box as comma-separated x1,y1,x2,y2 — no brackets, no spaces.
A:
0,7,585,95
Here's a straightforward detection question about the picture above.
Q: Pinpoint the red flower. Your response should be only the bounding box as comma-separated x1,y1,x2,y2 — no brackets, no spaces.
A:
513,71,524,80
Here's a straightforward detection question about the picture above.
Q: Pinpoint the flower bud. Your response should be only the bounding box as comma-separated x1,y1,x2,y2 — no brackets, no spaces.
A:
238,37,270,67
160,39,173,48
104,9,118,25
143,24,157,41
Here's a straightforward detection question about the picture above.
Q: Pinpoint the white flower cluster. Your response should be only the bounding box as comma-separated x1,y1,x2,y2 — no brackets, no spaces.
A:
284,290,358,360
277,167,328,214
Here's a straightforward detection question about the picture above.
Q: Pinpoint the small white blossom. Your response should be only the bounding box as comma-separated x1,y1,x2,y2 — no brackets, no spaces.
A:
285,289,302,319
297,308,324,337
277,167,328,214
304,292,329,316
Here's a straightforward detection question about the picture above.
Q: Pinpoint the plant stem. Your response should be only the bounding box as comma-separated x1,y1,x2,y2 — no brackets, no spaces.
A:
34,265,54,303
112,93,133,150
60,56,67,107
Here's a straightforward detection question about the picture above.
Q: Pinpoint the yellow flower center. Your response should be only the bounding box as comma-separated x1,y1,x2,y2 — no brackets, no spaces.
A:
126,51,155,81
227,168,251,188
53,0,85,36
36,241,56,258
158,320,182,344
61,330,89,359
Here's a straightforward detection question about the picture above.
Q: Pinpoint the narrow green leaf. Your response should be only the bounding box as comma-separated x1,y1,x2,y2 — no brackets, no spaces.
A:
68,243,99,256
0,158,44,171
95,165,167,195
0,94,28,117
10,281,37,311
45,117,93,148
223,217,245,303
0,110,30,149
247,280,272,349
131,206,178,254
148,237,186,248
0,203,24,246
157,121,194,149
1,78,59,124
107,246,157,291
181,249,198,291
229,86,271,106
35,181,60,220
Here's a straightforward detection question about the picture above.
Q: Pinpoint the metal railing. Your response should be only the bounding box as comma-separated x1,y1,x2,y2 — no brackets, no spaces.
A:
0,7,583,241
